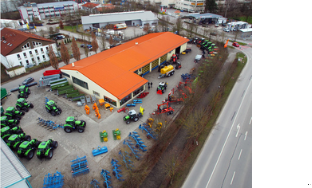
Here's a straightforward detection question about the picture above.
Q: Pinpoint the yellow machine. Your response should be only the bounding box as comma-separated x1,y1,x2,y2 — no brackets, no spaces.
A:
158,65,175,78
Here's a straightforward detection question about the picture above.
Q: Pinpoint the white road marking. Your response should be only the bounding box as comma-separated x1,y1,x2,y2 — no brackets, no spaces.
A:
236,124,240,137
205,79,252,188
230,171,236,185
238,149,242,160
244,131,248,141
249,117,252,124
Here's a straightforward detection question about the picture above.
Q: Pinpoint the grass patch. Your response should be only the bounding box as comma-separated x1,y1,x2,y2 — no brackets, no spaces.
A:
62,25,82,33
171,52,247,188
228,46,235,49
229,16,252,24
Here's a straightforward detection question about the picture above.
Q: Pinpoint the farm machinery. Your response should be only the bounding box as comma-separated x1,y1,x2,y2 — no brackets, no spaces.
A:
156,82,168,95
158,65,175,78
123,106,144,124
17,85,31,98
45,100,62,116
1,126,23,142
1,116,20,128
16,98,34,112
170,54,178,64
4,106,25,120
63,116,86,133
152,101,174,115
17,139,41,160
6,133,31,151
36,139,58,159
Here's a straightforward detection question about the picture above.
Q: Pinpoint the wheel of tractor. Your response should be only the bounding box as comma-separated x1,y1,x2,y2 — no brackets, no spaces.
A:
17,94,21,98
51,111,56,116
167,111,171,116
15,116,21,121
126,120,130,124
25,135,31,141
16,106,21,111
17,152,23,158
35,141,41,147
134,117,139,122
170,111,173,115
81,120,86,127
52,141,58,148
13,144,21,151
26,150,34,160
16,120,20,125
29,103,34,108
57,108,62,115
77,127,85,133
37,154,43,159
3,136,9,143
64,127,73,133
23,107,29,112
16,130,23,134
47,150,53,159
20,111,25,116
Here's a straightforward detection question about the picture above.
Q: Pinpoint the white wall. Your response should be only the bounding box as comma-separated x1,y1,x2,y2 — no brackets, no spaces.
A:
3,43,57,69
61,69,120,107
6,66,26,77
8,179,30,188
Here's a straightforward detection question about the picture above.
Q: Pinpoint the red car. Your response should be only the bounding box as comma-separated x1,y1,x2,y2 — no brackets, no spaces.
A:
232,42,240,47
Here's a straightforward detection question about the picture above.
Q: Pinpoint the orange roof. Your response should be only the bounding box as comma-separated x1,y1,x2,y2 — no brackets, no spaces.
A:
1,28,54,56
61,32,189,100
96,4,115,11
82,2,99,8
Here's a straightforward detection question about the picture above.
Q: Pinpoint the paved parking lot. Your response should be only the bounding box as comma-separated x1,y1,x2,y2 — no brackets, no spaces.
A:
1,43,202,187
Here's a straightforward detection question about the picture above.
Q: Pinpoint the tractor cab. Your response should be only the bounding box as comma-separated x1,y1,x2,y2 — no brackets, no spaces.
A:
17,98,26,105
1,126,11,136
65,116,79,126
47,100,57,109
19,85,26,93
36,139,58,159
63,116,86,133
5,107,24,120
1,126,23,142
128,110,137,118
1,116,8,126
7,133,30,150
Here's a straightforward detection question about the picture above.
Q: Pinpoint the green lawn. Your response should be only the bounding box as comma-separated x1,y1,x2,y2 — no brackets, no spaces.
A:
62,25,82,33
229,16,252,24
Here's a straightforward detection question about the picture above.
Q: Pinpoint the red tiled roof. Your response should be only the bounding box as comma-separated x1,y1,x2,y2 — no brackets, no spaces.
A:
96,4,115,11
82,2,99,8
1,27,54,56
60,32,189,100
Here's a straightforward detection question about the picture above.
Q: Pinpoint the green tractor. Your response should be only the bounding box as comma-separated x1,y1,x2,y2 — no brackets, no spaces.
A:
1,126,23,142
1,116,20,128
7,133,31,151
16,98,34,112
4,107,25,120
17,139,41,160
45,100,62,116
36,139,58,159
18,85,31,99
123,107,144,124
63,116,86,133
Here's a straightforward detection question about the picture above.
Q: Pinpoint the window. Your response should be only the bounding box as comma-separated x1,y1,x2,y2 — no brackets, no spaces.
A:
35,49,38,55
61,72,70,78
37,56,40,61
21,42,30,50
17,54,21,60
20,62,23,66
26,60,29,65
120,94,131,106
93,91,100,96
72,77,88,90
46,47,49,51
43,55,46,60
29,51,33,56
104,96,116,107
31,58,35,63
23,52,27,58
133,86,144,96
41,48,44,53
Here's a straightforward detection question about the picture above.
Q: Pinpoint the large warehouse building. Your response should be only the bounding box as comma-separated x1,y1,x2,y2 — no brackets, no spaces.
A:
81,11,158,30
60,32,188,108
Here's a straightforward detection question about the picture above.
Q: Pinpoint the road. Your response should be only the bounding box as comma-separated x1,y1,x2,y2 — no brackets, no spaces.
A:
182,47,252,188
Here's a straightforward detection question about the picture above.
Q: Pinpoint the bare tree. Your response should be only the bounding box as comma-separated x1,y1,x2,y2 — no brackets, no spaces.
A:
83,43,89,57
71,37,80,61
48,45,59,69
162,147,181,185
49,27,54,35
187,23,195,38
60,41,70,65
143,23,150,34
176,18,183,35
59,20,64,29
91,33,99,53
99,30,107,50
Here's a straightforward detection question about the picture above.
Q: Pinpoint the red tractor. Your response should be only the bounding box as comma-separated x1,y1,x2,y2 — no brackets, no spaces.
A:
152,102,174,115
170,54,178,64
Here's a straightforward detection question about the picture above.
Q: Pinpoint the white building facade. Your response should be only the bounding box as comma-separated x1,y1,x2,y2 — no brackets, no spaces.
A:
175,0,205,12
1,28,57,69
18,1,79,20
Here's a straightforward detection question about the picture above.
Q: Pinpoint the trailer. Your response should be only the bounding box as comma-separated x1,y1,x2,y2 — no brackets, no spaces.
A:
50,81,69,90
49,78,67,85
38,74,61,87
1,88,10,101
158,65,175,78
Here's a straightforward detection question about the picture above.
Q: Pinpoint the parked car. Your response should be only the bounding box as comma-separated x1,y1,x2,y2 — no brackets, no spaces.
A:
53,35,65,40
87,45,92,50
22,77,34,85
215,23,219,27
223,28,230,32
232,42,240,47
